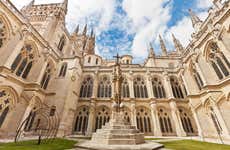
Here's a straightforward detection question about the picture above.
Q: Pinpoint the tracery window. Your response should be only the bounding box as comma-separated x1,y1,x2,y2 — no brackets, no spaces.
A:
136,107,152,134
210,107,222,134
0,19,7,48
158,108,173,135
121,78,130,98
57,35,65,52
59,63,67,77
0,88,14,128
152,77,166,98
97,76,112,98
95,106,110,130
179,108,194,135
133,77,148,98
74,106,89,133
208,42,230,80
170,76,184,99
41,63,52,90
80,76,94,98
191,64,203,90
11,44,35,79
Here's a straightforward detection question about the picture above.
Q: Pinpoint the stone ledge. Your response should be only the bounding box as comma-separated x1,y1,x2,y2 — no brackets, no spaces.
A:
76,141,164,150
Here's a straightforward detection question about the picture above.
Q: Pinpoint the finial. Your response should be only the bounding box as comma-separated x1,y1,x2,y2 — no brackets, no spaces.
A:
83,24,87,35
90,29,94,37
188,9,202,28
159,35,167,56
148,42,155,58
172,33,184,53
74,25,80,34
62,0,68,14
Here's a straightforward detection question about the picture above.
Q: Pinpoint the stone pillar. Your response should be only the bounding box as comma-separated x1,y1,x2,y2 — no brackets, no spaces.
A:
92,73,99,98
130,101,136,127
190,104,204,139
150,101,162,136
129,77,135,98
211,101,230,137
163,72,174,99
181,75,191,95
36,61,48,83
194,62,208,86
146,75,154,98
87,100,96,135
169,101,186,136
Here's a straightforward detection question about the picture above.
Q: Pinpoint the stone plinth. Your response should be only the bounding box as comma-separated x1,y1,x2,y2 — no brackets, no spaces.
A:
77,112,164,149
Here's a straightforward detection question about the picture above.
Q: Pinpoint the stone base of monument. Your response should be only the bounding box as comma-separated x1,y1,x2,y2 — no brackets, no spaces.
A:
76,112,164,150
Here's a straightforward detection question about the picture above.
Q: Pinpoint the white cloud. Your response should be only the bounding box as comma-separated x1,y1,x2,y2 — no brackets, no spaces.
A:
122,0,172,58
197,0,212,9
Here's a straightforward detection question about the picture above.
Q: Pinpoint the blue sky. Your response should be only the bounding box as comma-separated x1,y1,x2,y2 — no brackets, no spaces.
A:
11,0,213,62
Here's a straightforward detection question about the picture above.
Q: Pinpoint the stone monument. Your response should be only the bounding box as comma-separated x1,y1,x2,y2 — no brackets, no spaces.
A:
77,54,163,150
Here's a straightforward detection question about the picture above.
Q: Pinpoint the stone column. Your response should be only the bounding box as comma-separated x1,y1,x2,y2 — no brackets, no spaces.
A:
87,100,96,135
211,101,230,137
36,61,48,83
163,72,174,99
146,75,154,98
128,76,135,98
194,62,208,86
169,101,186,136
150,101,162,136
181,75,191,95
190,104,204,139
92,73,99,98
130,101,136,127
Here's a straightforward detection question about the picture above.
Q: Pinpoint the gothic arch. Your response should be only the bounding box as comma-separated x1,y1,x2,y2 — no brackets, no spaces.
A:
136,106,152,135
0,86,19,127
151,75,166,98
133,75,148,98
95,105,111,130
157,107,174,136
80,75,94,98
74,106,89,134
0,13,12,48
178,107,196,135
121,77,130,98
97,75,112,98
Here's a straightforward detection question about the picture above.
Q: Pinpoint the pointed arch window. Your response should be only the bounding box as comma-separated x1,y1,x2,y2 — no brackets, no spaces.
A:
97,76,112,98
0,19,7,48
24,107,36,131
121,78,130,98
95,106,110,130
136,107,152,134
11,44,35,79
208,42,229,80
191,63,203,90
57,35,65,52
179,108,195,135
41,63,52,90
80,76,94,98
170,76,185,99
210,107,222,134
133,77,148,98
152,77,166,98
59,63,68,77
74,106,89,133
0,89,14,128
158,108,173,135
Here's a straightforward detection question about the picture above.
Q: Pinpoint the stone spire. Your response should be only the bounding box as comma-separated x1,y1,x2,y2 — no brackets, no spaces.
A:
62,0,68,14
21,0,35,11
159,35,167,56
172,33,184,53
83,24,87,35
74,24,80,34
189,9,202,31
90,29,94,37
148,43,155,58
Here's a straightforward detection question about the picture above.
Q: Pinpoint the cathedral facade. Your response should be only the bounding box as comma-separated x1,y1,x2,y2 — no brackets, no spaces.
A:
0,0,230,142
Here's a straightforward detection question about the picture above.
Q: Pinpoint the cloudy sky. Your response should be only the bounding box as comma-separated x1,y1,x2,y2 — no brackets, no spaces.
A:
11,0,213,62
